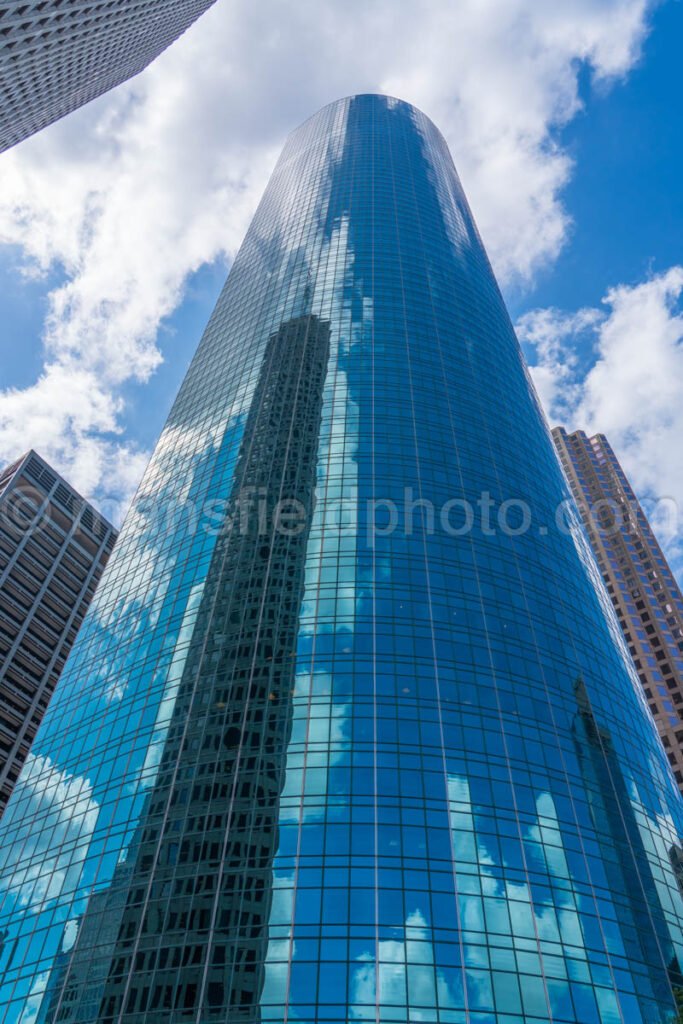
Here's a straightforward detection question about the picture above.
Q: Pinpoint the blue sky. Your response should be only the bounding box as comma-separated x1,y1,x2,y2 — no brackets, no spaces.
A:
0,0,681,575
511,0,682,318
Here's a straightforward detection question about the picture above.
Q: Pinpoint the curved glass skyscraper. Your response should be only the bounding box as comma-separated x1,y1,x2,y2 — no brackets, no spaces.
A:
1,94,683,1023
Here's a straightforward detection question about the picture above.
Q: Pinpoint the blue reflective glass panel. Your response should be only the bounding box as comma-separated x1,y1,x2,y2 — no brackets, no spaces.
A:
1,94,682,1024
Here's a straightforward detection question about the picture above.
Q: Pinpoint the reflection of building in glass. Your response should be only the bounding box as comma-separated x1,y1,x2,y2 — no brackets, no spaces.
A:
0,0,216,152
0,451,116,816
2,95,683,1024
572,677,682,1004
43,315,330,1022
36,859,135,1024
555,427,683,792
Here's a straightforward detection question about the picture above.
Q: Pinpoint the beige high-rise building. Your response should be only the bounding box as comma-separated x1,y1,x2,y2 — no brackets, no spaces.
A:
553,427,683,792
0,450,117,815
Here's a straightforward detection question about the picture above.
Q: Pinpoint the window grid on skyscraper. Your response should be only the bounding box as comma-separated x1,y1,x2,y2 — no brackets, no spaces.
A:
0,0,217,151
0,95,682,1023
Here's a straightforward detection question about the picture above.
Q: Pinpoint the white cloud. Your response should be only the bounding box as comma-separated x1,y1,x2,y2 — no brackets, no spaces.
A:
0,0,652,517
516,305,604,416
0,364,149,522
350,909,463,1019
522,266,683,576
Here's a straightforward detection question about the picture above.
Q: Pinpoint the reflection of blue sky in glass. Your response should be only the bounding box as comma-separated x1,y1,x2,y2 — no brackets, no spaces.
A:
1,94,683,1023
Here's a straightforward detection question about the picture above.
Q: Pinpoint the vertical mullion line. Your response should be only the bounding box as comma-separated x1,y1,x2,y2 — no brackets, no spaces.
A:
279,120,327,1024
397,111,470,1021
329,100,361,1024
387,110,449,1021
370,100,381,1024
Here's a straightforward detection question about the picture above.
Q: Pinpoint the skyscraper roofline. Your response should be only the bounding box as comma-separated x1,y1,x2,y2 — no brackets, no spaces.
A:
288,91,448,146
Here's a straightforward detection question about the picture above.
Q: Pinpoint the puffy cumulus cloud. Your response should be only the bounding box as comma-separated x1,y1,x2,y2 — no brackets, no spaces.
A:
521,267,683,576
0,0,652,517
516,305,604,418
0,364,149,521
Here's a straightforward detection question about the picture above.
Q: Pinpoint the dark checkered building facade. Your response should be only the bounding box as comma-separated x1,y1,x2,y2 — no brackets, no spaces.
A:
0,0,216,151
0,450,116,814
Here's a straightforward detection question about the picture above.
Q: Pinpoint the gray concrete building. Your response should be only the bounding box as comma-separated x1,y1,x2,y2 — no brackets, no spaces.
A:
553,427,683,793
0,450,116,814
0,0,216,152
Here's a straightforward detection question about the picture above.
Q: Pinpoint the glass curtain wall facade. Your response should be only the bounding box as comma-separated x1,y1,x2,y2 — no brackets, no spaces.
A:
1,94,683,1023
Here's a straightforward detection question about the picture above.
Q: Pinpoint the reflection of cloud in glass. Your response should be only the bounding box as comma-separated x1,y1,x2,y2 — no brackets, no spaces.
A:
448,777,588,1015
134,579,205,789
350,910,462,1021
261,872,297,1014
446,775,635,1019
279,218,360,826
279,670,350,824
18,970,50,1024
34,311,335,1023
87,416,239,707
0,755,98,910
301,218,360,634
97,422,221,611
262,214,364,1019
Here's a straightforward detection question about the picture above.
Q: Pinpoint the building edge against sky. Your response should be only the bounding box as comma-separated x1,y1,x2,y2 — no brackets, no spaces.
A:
0,451,117,817
553,427,683,795
0,0,217,152
0,94,683,1022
